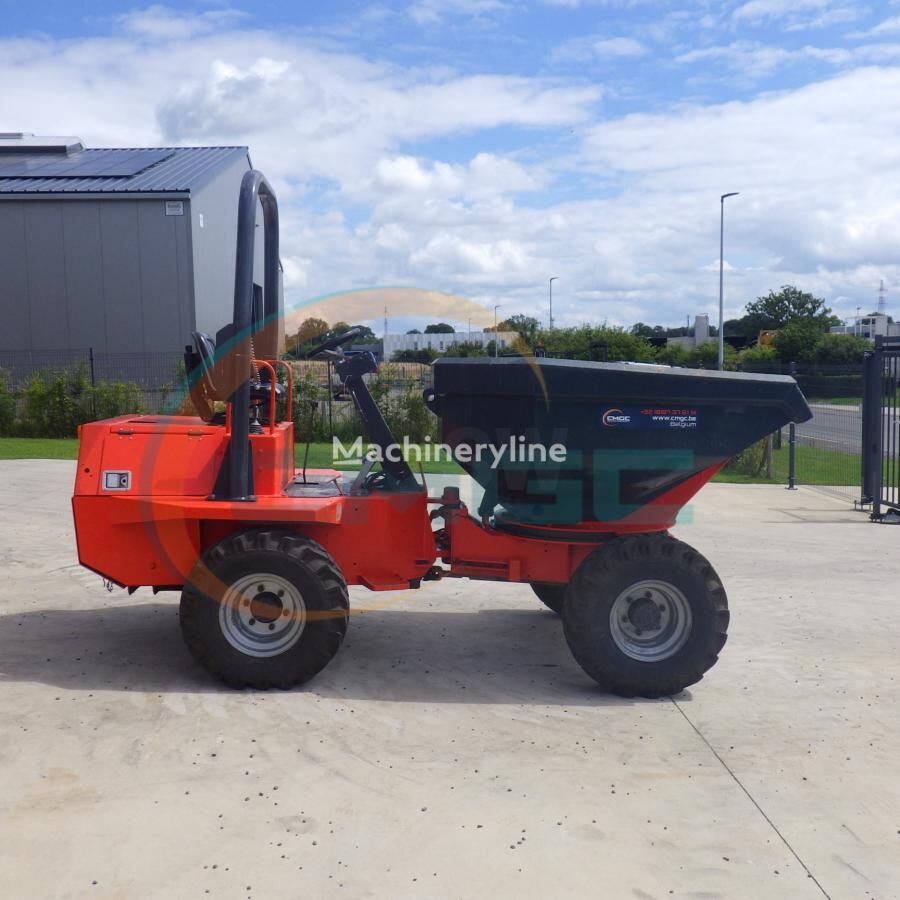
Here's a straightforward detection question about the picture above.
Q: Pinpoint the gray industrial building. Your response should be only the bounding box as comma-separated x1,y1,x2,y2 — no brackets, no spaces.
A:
0,133,278,361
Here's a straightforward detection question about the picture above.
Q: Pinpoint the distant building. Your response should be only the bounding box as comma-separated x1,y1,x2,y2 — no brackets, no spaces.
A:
830,314,900,341
347,342,383,362
383,330,518,359
666,315,713,351
0,133,279,357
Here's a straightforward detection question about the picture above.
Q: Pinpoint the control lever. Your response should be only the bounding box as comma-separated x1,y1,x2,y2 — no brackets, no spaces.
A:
349,451,379,495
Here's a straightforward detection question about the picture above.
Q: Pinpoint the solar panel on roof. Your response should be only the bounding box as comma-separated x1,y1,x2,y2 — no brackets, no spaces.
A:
0,148,175,179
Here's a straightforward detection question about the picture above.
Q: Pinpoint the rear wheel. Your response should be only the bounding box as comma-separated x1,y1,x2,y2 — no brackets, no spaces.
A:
180,528,348,689
563,533,728,698
530,582,567,614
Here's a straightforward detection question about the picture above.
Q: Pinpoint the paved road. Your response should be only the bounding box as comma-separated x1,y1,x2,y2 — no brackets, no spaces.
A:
796,402,900,457
797,402,863,454
2,461,900,898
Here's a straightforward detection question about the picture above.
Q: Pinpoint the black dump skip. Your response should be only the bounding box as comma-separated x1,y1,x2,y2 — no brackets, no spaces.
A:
427,357,812,524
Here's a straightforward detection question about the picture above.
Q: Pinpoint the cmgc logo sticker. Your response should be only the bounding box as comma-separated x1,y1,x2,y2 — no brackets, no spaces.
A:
602,408,631,426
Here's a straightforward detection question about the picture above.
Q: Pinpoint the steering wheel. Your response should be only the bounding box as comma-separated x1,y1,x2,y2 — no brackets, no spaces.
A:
191,331,217,388
187,331,219,420
305,327,362,358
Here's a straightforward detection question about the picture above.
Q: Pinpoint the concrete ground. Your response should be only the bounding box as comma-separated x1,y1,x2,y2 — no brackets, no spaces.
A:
1,460,899,900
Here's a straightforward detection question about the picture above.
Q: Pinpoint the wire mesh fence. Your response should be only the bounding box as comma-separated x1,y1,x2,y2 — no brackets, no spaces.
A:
0,349,871,509
0,348,184,412
761,363,863,505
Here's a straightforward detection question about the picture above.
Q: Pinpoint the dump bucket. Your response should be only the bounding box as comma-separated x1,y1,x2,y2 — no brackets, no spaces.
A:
426,357,812,527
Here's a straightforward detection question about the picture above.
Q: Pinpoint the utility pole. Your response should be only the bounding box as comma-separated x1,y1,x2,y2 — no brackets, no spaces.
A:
549,277,558,331
494,304,501,357
718,192,739,370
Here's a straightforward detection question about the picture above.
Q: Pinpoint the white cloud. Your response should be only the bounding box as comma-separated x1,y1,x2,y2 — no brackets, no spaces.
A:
2,9,900,330
676,40,852,79
407,0,508,26
551,34,647,63
591,37,647,57
732,0,861,31
118,5,247,40
409,234,530,281
849,15,900,39
370,153,538,201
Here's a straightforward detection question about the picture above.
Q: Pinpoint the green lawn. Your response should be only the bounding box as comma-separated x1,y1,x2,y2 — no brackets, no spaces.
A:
771,443,860,486
0,437,80,459
0,436,759,480
0,437,462,473
0,437,864,487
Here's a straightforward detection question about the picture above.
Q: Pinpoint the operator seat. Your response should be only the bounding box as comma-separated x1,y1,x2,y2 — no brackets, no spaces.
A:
184,331,284,423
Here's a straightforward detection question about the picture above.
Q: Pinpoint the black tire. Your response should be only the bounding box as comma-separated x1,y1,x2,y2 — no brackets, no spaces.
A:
180,528,348,689
530,582,567,614
563,533,729,698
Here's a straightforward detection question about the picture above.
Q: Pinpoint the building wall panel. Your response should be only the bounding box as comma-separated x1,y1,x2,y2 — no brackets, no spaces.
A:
0,202,31,352
23,202,69,350
62,201,106,351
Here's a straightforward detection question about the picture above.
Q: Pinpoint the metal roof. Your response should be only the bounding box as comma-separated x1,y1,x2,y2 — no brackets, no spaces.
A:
0,146,248,194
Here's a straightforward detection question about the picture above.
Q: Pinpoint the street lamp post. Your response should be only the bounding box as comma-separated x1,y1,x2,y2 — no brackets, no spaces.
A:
494,304,501,357
718,192,739,370
549,276,558,331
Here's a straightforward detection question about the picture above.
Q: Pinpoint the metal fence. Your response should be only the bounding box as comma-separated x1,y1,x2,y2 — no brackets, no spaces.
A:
0,350,874,506
0,347,184,414
762,363,864,505
290,360,435,443
862,336,900,519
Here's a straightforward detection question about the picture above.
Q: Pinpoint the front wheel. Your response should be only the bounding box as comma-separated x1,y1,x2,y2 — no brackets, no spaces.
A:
180,528,349,689
563,534,729,698
530,582,567,614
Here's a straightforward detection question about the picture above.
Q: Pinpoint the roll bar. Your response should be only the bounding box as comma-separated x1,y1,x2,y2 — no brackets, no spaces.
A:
221,169,279,501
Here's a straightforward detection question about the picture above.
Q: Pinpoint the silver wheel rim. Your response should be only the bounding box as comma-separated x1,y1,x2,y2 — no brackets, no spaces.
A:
609,579,692,662
218,573,306,658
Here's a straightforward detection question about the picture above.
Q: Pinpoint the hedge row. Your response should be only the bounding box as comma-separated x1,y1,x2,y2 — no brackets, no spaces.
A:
0,368,144,438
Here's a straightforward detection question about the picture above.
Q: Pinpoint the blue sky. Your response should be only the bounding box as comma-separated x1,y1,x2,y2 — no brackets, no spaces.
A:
3,1,900,334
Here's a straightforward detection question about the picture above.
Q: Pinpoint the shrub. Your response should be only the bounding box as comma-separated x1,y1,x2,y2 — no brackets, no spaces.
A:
292,368,330,442
21,370,90,437
687,340,738,370
739,344,778,368
0,370,15,436
811,333,869,365
91,380,142,420
653,343,691,366
724,437,769,476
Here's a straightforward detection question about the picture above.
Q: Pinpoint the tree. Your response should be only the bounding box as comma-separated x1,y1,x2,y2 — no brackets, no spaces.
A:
739,343,778,368
442,341,489,358
295,317,329,345
392,348,438,363
498,315,540,346
810,333,869,365
654,343,691,366
348,324,376,342
744,285,840,334
537,324,656,363
424,323,455,334
286,317,330,355
688,341,738,370
772,319,823,363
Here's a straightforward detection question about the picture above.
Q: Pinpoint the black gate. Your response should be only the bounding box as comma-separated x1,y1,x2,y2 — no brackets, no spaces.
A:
862,335,900,520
